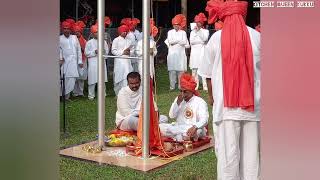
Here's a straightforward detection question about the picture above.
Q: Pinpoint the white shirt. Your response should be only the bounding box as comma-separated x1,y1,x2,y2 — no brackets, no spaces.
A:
135,38,157,78
198,26,261,122
169,96,209,129
189,28,209,69
115,86,142,126
111,36,134,83
84,38,109,85
59,34,82,77
165,29,189,71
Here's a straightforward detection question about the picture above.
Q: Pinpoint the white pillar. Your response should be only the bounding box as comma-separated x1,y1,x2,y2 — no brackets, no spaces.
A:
142,0,150,159
97,0,105,148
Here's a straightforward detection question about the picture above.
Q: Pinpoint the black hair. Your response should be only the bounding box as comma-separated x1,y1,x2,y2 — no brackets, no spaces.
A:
127,72,141,81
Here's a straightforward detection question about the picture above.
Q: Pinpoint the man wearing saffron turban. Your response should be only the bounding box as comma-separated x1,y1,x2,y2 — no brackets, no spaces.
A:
189,13,210,91
165,14,189,91
84,25,109,100
159,73,209,142
59,20,83,100
198,1,261,179
111,24,134,96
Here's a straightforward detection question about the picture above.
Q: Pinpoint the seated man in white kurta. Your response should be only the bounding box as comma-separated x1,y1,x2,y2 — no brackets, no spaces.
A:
159,73,209,142
115,72,142,131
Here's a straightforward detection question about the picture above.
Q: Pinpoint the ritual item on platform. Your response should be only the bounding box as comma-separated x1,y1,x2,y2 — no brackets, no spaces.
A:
82,144,102,153
106,133,137,147
183,141,193,152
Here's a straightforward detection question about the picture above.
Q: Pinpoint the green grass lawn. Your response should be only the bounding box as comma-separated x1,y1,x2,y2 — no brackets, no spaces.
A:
60,64,217,180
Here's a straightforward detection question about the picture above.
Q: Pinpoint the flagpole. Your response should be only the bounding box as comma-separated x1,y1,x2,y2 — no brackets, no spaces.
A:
142,0,150,159
97,0,105,148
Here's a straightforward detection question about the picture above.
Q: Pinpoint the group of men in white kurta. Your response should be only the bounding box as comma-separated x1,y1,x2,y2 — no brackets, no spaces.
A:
59,1,261,178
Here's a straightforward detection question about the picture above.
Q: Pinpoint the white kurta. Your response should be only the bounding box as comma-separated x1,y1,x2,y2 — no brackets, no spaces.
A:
59,35,82,78
189,28,209,69
111,36,134,84
198,26,261,123
135,38,157,78
166,29,188,71
159,96,209,141
84,38,109,85
134,29,142,41
115,86,142,127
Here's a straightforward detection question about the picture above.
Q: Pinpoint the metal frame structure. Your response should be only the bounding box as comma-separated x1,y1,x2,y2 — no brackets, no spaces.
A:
97,0,151,159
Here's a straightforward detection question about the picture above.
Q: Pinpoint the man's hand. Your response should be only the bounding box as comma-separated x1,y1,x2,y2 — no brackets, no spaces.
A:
79,64,84,68
177,94,183,106
123,48,130,55
95,49,98,54
187,125,197,137
170,42,177,46
59,59,64,65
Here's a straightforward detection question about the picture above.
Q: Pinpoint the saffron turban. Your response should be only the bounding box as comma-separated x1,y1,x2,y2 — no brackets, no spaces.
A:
151,25,158,37
180,73,200,96
95,16,112,27
65,18,75,25
171,14,187,29
72,25,82,33
75,21,86,29
194,13,207,23
61,21,72,29
206,0,255,111
118,25,129,34
132,18,140,26
90,24,98,33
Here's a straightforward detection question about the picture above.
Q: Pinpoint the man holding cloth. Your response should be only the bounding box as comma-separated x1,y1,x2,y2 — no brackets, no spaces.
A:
199,1,261,179
159,73,209,142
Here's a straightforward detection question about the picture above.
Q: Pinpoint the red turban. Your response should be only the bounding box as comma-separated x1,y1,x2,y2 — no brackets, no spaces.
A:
104,16,111,27
194,13,207,24
206,0,255,112
214,20,223,30
171,14,187,29
180,73,200,96
61,21,72,29
151,25,158,37
120,18,131,25
90,25,98,33
118,25,129,34
150,18,155,26
255,24,261,32
73,25,82,33
75,21,86,29
65,18,75,25
132,18,140,26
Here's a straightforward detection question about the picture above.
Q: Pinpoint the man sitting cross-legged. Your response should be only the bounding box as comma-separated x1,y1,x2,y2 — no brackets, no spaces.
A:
116,72,167,131
159,73,209,142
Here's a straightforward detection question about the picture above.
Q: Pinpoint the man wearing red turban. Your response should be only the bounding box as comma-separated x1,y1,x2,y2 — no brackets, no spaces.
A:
159,73,209,142
72,24,88,97
198,1,261,179
84,25,109,100
189,12,210,92
111,24,135,95
165,14,190,91
59,21,83,100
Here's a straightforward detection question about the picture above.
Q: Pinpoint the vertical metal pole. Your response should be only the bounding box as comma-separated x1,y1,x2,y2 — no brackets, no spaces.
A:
142,0,150,159
181,0,187,18
76,0,79,21
97,0,105,148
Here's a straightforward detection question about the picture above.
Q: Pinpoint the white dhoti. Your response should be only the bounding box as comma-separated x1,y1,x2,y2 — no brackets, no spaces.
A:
191,68,207,91
215,120,260,180
169,71,183,90
61,77,76,99
159,123,206,142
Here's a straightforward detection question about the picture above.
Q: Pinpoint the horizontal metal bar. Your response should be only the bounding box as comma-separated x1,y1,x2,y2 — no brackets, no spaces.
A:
103,55,142,60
